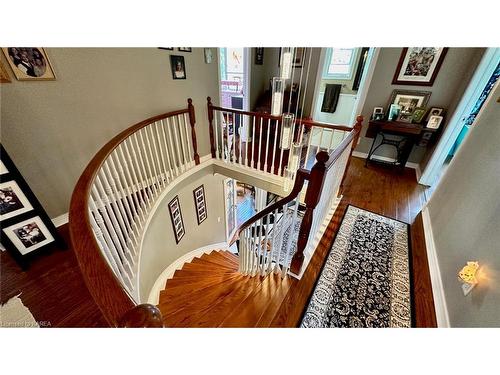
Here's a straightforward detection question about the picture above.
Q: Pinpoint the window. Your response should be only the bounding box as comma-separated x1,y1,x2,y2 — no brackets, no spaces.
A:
323,48,356,79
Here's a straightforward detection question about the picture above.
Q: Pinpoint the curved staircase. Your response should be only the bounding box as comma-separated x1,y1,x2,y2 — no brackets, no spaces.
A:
157,250,291,327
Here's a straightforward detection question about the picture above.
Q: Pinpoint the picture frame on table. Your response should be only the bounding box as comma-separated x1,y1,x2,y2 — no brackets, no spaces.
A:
2,47,56,81
397,113,413,123
426,107,444,121
388,89,431,117
392,47,448,86
193,185,207,225
170,55,186,80
426,115,444,129
387,104,401,121
0,144,65,268
168,195,185,243
372,107,384,120
411,107,427,123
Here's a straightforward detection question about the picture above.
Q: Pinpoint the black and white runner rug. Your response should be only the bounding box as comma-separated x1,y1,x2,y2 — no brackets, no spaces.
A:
301,205,413,328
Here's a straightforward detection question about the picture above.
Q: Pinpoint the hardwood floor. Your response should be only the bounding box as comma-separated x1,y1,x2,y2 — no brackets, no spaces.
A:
270,157,437,327
0,156,436,328
0,225,107,327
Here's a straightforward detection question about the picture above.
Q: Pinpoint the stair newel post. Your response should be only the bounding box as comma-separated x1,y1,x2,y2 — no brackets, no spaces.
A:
187,98,200,165
290,151,329,275
207,96,216,158
339,115,363,196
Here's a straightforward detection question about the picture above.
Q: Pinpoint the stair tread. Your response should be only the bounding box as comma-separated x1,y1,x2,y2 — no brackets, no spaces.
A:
191,256,237,270
203,251,238,266
161,274,241,297
173,274,265,327
160,275,245,320
255,273,294,327
218,250,239,263
219,272,285,327
180,262,237,273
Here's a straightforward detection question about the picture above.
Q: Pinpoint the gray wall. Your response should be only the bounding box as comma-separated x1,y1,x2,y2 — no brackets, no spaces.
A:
357,48,485,164
1,48,220,217
139,166,227,301
426,82,500,327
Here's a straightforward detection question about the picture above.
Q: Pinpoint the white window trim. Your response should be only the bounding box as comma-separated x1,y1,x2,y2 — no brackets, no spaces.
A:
322,48,357,80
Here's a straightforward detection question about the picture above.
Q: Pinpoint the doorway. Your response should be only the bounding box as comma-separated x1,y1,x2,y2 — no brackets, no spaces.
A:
311,47,378,127
218,47,250,111
419,48,500,191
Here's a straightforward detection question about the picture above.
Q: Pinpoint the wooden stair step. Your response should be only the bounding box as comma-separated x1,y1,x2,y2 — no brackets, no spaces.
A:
217,250,239,263
161,275,245,321
161,274,241,298
181,261,237,273
218,272,284,327
201,251,238,267
191,256,238,270
171,267,233,279
255,274,293,327
177,275,265,327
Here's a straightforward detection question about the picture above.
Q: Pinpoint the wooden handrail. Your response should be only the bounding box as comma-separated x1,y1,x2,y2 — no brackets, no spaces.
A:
229,168,310,245
69,99,199,327
118,304,164,328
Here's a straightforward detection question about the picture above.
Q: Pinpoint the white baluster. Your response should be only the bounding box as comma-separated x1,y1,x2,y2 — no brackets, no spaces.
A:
250,116,256,169
257,117,263,171
183,113,193,166
164,117,180,177
238,113,243,166
271,119,279,175
263,119,271,173
214,109,220,159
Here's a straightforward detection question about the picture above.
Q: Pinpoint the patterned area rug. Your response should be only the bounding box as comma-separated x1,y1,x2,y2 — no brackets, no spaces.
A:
301,205,412,328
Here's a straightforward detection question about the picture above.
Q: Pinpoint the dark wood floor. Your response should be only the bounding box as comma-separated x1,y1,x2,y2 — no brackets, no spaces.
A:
0,225,107,327
0,157,436,327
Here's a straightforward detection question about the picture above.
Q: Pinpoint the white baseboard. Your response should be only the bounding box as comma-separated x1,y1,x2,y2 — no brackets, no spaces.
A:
147,242,230,305
352,151,422,178
421,206,450,328
52,213,69,228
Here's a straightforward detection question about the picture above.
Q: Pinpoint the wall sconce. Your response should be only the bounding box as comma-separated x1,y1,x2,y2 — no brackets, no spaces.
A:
458,261,480,296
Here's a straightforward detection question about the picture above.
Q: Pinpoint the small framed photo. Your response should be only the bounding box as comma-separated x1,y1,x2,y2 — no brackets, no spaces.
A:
427,115,444,129
412,107,427,123
0,181,34,220
170,55,186,80
204,48,213,64
2,47,56,81
426,107,444,121
2,216,55,255
178,48,192,52
387,104,401,121
255,48,264,65
397,113,413,123
392,48,448,86
372,107,384,120
168,196,185,243
193,185,207,225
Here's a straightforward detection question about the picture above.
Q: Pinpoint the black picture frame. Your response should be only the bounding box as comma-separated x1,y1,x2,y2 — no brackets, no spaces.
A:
168,195,185,244
255,48,264,65
193,185,207,225
0,144,65,268
170,55,186,80
178,48,192,52
158,47,174,51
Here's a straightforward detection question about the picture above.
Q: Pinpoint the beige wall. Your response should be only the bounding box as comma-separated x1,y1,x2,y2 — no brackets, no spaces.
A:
356,47,485,164
139,166,227,301
426,82,500,327
0,48,220,218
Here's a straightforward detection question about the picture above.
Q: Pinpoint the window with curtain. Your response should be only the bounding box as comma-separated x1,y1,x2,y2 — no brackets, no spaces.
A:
323,48,356,79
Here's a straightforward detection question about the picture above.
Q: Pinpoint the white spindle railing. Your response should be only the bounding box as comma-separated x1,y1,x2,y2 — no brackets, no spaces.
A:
238,197,302,277
86,105,198,302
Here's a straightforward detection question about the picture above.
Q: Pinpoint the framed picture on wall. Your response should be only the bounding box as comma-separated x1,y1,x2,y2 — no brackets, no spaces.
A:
255,48,264,65
392,47,448,86
193,185,207,225
168,195,185,243
178,48,192,52
170,55,186,80
0,144,65,268
2,47,56,81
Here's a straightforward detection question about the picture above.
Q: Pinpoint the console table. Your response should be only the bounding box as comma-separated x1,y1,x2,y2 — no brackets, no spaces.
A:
365,120,438,169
